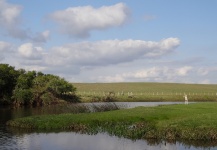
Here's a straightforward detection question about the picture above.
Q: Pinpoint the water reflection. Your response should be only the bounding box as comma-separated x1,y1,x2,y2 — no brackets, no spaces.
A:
0,131,196,150
2,128,217,150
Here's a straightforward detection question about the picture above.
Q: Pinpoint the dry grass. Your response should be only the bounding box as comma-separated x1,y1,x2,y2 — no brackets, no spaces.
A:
72,82,217,102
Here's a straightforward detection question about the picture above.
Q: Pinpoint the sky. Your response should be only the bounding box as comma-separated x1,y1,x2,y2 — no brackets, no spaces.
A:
0,0,217,84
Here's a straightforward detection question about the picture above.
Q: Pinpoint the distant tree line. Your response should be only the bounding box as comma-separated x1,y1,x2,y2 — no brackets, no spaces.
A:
0,64,79,106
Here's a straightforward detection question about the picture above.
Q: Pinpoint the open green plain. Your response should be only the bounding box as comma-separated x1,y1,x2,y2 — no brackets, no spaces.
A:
7,102,217,141
73,82,217,102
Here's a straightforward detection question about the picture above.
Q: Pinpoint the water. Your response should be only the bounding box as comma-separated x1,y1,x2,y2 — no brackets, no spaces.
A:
111,102,184,108
2,131,214,150
0,102,216,150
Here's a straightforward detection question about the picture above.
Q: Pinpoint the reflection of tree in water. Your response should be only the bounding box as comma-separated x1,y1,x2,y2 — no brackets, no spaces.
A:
146,138,162,146
0,107,13,124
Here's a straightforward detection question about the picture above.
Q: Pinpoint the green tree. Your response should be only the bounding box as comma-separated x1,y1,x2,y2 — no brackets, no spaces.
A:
31,75,49,106
13,89,33,106
31,75,78,105
12,71,36,106
0,64,19,104
47,76,75,95
47,76,78,102
0,63,78,106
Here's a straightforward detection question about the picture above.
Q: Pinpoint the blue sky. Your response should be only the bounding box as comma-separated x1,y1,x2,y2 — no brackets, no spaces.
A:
0,0,217,83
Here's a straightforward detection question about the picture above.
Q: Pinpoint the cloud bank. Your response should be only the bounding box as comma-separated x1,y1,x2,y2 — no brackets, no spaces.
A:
46,38,180,66
94,66,196,83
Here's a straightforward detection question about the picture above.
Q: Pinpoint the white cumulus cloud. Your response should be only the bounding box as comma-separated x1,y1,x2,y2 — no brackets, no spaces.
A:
175,66,192,76
95,66,193,83
0,0,22,27
97,75,125,83
18,43,44,60
50,3,130,38
0,0,50,42
46,38,180,66
0,0,29,39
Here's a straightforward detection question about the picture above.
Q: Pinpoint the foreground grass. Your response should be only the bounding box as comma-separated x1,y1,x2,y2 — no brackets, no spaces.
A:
73,82,217,102
7,102,217,141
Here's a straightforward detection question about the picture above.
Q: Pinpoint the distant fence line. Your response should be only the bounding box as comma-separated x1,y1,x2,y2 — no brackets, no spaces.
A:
76,91,217,96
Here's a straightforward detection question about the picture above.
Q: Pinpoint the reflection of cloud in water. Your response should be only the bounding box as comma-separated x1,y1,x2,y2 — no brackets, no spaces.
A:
18,132,180,150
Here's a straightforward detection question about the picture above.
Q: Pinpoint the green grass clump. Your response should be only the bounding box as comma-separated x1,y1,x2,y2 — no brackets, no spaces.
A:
7,102,217,140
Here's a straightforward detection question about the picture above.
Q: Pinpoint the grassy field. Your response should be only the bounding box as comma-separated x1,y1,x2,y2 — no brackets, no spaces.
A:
73,82,217,102
7,102,217,141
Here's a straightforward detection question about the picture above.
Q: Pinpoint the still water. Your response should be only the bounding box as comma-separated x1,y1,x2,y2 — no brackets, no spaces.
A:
0,102,216,150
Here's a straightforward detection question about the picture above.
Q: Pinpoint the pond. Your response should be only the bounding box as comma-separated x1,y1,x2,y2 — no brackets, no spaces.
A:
0,102,216,150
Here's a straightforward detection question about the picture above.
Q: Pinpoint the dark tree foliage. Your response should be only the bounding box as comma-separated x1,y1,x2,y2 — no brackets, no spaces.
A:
0,64,79,106
0,64,19,104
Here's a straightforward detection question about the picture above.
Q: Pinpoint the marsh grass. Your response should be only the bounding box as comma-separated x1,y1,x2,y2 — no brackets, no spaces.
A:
90,103,120,112
39,104,91,114
31,102,122,115
7,102,217,141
